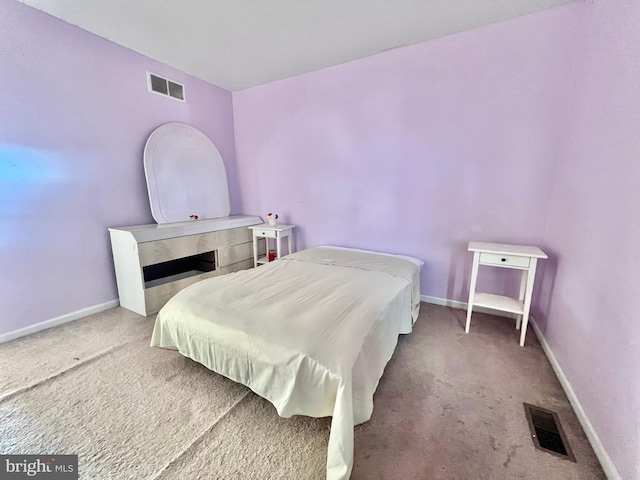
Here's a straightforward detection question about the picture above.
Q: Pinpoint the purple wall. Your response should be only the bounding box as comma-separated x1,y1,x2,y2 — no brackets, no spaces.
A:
0,2,238,335
233,6,576,303
538,2,640,479
234,2,637,477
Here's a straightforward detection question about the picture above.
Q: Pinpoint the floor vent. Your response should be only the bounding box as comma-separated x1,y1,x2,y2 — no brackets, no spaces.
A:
524,403,576,462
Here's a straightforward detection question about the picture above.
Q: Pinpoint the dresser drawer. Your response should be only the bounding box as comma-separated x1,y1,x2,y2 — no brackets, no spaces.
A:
218,257,254,276
253,229,277,239
138,232,218,267
217,226,254,247
218,242,253,267
144,270,217,315
479,252,530,268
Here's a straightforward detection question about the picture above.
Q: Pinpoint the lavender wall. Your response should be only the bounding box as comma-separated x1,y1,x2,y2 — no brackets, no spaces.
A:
538,1,640,478
233,7,576,304
0,2,238,336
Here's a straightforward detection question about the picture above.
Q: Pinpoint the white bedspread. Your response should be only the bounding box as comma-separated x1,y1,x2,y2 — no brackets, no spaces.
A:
151,247,421,479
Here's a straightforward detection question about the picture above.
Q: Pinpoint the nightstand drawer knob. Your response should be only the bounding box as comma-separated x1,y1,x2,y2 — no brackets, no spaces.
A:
501,258,507,262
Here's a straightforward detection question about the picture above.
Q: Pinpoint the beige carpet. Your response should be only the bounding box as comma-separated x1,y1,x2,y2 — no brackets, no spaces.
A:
0,304,604,479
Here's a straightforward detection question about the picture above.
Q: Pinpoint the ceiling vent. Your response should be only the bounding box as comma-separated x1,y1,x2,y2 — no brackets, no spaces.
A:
147,72,185,102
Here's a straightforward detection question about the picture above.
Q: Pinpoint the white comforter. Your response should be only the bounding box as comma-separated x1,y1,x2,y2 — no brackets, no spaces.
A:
151,247,421,479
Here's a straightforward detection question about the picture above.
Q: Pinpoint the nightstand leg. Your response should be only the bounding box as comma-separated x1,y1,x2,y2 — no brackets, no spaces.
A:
465,252,480,333
516,270,527,330
276,234,282,259
519,259,538,347
252,233,258,268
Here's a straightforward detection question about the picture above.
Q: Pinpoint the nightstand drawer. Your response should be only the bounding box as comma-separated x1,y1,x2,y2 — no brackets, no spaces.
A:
254,230,277,238
479,252,530,268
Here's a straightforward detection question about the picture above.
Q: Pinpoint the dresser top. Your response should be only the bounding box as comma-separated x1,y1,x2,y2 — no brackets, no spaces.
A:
109,215,262,242
468,241,547,259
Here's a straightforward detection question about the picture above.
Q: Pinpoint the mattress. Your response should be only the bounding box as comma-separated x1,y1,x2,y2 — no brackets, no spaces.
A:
150,246,422,479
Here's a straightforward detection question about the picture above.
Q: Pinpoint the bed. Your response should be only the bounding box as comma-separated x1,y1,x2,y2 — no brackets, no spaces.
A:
150,246,422,479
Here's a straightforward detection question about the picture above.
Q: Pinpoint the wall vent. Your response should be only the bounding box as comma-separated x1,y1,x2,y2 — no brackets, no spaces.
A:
524,403,576,462
147,72,185,102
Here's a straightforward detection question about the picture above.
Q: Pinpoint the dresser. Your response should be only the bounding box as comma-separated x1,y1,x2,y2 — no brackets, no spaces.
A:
109,215,263,316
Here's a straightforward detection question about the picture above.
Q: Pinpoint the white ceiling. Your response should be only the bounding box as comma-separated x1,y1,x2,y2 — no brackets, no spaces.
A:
20,0,573,91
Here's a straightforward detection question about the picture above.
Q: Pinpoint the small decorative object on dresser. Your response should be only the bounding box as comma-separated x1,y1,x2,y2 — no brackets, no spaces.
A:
267,212,278,226
465,241,548,347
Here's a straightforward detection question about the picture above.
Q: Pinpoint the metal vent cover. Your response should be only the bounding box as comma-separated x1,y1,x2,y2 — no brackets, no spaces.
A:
147,72,185,102
524,403,576,462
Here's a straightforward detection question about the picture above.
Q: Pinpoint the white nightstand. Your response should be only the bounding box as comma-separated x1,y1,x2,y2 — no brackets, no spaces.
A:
465,241,547,347
249,224,295,267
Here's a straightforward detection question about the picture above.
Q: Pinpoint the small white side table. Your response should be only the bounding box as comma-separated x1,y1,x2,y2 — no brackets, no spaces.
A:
465,241,547,347
249,224,295,267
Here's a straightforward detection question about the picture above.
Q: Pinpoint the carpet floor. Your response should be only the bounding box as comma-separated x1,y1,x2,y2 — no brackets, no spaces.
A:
0,303,605,479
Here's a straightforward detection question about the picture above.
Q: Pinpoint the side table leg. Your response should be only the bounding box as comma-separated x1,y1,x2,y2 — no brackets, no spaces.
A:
252,233,258,268
465,252,480,333
516,269,527,330
276,233,282,259
519,258,538,347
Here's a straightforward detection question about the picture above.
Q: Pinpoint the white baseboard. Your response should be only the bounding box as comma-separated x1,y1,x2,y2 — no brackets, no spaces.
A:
421,294,467,310
0,299,120,345
421,294,620,480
